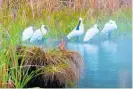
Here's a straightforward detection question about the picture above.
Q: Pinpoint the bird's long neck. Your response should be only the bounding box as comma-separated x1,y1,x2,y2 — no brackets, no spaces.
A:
94,26,98,29
76,20,81,30
41,27,47,33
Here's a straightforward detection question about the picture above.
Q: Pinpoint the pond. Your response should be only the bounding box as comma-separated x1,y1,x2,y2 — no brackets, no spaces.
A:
27,32,132,88
66,33,132,88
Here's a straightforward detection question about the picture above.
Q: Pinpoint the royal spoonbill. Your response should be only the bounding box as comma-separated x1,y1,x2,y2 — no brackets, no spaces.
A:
101,20,117,40
22,26,34,42
67,17,84,40
83,24,100,42
30,25,48,44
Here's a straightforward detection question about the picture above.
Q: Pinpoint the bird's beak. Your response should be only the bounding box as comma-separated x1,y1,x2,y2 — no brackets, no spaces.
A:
97,25,100,30
44,26,49,31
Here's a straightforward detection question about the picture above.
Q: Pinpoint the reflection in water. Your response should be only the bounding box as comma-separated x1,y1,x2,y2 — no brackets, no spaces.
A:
83,44,99,71
66,42,85,56
66,36,131,88
100,40,118,64
81,44,99,87
101,40,117,53
66,43,99,72
119,70,129,88
66,43,100,87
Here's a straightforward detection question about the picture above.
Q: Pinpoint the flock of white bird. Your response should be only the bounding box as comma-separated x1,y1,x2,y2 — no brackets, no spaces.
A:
22,25,48,43
22,17,117,44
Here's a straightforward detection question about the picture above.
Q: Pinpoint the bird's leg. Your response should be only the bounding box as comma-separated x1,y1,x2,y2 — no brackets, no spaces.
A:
90,39,92,44
38,40,41,46
108,33,111,42
77,36,79,40
43,37,46,43
26,40,28,46
26,40,28,45
76,36,80,42
42,37,46,48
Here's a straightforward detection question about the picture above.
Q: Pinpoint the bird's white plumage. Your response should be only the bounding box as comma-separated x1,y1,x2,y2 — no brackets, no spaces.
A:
83,24,99,42
30,25,47,42
101,20,117,34
22,26,34,41
67,18,84,39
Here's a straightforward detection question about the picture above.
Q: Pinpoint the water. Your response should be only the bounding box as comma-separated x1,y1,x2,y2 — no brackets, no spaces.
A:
66,34,132,88
27,33,132,88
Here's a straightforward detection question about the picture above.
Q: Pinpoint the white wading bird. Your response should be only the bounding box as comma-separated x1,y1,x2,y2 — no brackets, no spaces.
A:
22,26,34,42
30,25,48,43
83,24,100,42
67,17,84,40
101,20,117,40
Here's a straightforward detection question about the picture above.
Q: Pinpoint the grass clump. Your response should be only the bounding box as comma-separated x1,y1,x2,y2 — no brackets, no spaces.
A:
3,45,83,88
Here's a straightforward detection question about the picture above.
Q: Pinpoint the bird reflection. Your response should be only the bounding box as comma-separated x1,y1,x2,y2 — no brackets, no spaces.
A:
101,40,118,53
83,44,99,71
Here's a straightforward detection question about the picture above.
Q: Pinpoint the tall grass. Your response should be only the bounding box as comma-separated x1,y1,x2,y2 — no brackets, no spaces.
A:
0,0,132,40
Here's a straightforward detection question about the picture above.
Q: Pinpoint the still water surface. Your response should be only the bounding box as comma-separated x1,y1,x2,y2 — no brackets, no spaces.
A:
66,34,132,88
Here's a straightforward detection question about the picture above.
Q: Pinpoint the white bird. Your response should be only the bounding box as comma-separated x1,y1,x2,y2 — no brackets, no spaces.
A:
67,17,84,40
22,26,34,41
83,24,100,42
101,20,117,39
30,25,48,43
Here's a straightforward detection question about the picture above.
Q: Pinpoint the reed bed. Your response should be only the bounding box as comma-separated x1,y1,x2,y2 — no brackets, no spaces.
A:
0,0,131,41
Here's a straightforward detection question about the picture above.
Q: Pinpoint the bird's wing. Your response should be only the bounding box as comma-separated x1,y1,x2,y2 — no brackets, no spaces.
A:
41,28,47,35
84,28,98,42
101,23,113,34
30,30,42,42
67,28,79,39
22,27,33,41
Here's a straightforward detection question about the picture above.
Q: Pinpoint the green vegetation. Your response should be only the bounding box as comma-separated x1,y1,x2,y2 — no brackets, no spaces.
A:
0,0,132,41
0,45,83,88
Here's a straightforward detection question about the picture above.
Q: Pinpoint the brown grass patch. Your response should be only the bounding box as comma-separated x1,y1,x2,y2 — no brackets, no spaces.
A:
15,45,83,88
